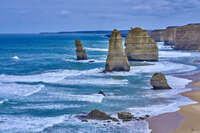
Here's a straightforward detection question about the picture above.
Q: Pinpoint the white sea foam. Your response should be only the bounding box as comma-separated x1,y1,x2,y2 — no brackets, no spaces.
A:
61,94,104,103
159,51,191,58
128,95,197,117
0,83,44,97
128,75,196,117
12,56,19,60
85,47,108,52
0,115,67,133
0,99,8,105
14,104,85,110
57,78,128,86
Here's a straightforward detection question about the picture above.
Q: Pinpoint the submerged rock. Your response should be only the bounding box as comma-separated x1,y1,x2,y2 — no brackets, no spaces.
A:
84,109,112,120
105,29,130,72
75,40,88,60
118,112,133,121
125,27,158,61
151,72,172,90
98,90,106,96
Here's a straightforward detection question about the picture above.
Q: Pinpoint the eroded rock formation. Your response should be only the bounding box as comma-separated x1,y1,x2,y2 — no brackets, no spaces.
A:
75,40,88,60
151,23,200,50
151,72,172,90
105,29,130,72
164,26,178,45
125,27,158,61
151,29,165,42
174,24,200,50
118,112,133,121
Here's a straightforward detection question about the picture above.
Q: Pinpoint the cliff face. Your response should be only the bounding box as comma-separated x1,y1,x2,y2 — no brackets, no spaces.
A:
174,24,200,50
151,29,165,42
105,29,130,72
164,26,178,45
151,23,200,50
125,28,158,61
75,40,88,60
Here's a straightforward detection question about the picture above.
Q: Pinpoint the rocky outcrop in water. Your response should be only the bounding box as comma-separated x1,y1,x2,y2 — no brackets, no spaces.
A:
174,24,200,50
118,112,133,121
105,29,130,72
84,109,111,120
125,28,158,61
75,40,88,60
151,72,172,90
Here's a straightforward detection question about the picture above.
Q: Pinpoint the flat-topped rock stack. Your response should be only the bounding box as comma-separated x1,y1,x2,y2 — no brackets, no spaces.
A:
104,29,130,72
125,27,158,61
75,40,88,60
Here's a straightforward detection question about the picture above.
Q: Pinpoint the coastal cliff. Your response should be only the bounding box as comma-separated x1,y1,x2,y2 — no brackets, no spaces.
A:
151,29,165,42
174,24,200,50
105,29,130,72
125,27,158,61
164,26,178,45
75,40,88,60
151,23,200,50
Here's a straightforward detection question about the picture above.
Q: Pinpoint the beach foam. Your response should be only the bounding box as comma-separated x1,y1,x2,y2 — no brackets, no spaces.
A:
12,56,19,60
85,47,108,52
0,83,44,97
0,115,67,133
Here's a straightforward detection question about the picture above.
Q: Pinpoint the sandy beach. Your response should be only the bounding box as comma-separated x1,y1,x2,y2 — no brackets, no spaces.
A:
148,73,200,133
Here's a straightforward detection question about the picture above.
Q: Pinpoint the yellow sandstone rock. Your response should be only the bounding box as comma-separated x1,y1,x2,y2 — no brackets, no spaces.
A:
125,27,158,61
105,29,130,72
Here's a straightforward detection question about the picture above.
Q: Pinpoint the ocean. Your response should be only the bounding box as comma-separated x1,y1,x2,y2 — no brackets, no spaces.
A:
0,33,199,133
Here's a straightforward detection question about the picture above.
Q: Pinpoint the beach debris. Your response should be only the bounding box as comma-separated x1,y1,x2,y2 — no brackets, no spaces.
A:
98,90,106,96
75,40,88,60
118,112,133,121
104,29,130,72
125,27,158,61
151,72,172,90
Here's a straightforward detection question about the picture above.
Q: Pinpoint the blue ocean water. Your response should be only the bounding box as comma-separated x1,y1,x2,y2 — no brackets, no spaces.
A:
0,33,199,133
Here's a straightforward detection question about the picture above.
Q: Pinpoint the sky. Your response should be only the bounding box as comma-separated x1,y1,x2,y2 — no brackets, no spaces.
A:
1,0,200,33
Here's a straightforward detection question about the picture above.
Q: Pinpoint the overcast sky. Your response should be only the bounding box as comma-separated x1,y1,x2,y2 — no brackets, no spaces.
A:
1,0,200,33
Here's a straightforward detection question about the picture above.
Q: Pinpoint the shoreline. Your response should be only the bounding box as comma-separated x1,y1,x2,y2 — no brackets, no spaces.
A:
148,71,200,133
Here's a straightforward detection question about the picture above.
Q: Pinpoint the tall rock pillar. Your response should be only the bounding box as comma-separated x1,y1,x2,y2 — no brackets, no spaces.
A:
105,29,130,72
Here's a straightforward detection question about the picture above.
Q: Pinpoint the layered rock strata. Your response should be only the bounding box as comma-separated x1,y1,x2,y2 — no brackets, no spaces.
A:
151,72,172,90
75,40,88,60
151,29,165,42
105,29,130,72
151,23,200,50
125,27,158,61
164,26,178,45
174,24,200,50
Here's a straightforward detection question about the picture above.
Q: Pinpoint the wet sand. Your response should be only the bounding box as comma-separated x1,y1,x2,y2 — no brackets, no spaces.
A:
148,73,200,133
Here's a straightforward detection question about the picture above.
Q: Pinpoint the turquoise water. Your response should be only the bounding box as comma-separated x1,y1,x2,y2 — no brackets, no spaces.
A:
0,33,199,133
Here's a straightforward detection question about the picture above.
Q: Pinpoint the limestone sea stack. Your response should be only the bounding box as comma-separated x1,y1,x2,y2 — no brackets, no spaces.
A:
151,72,172,90
104,29,130,72
125,27,158,61
75,40,88,60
